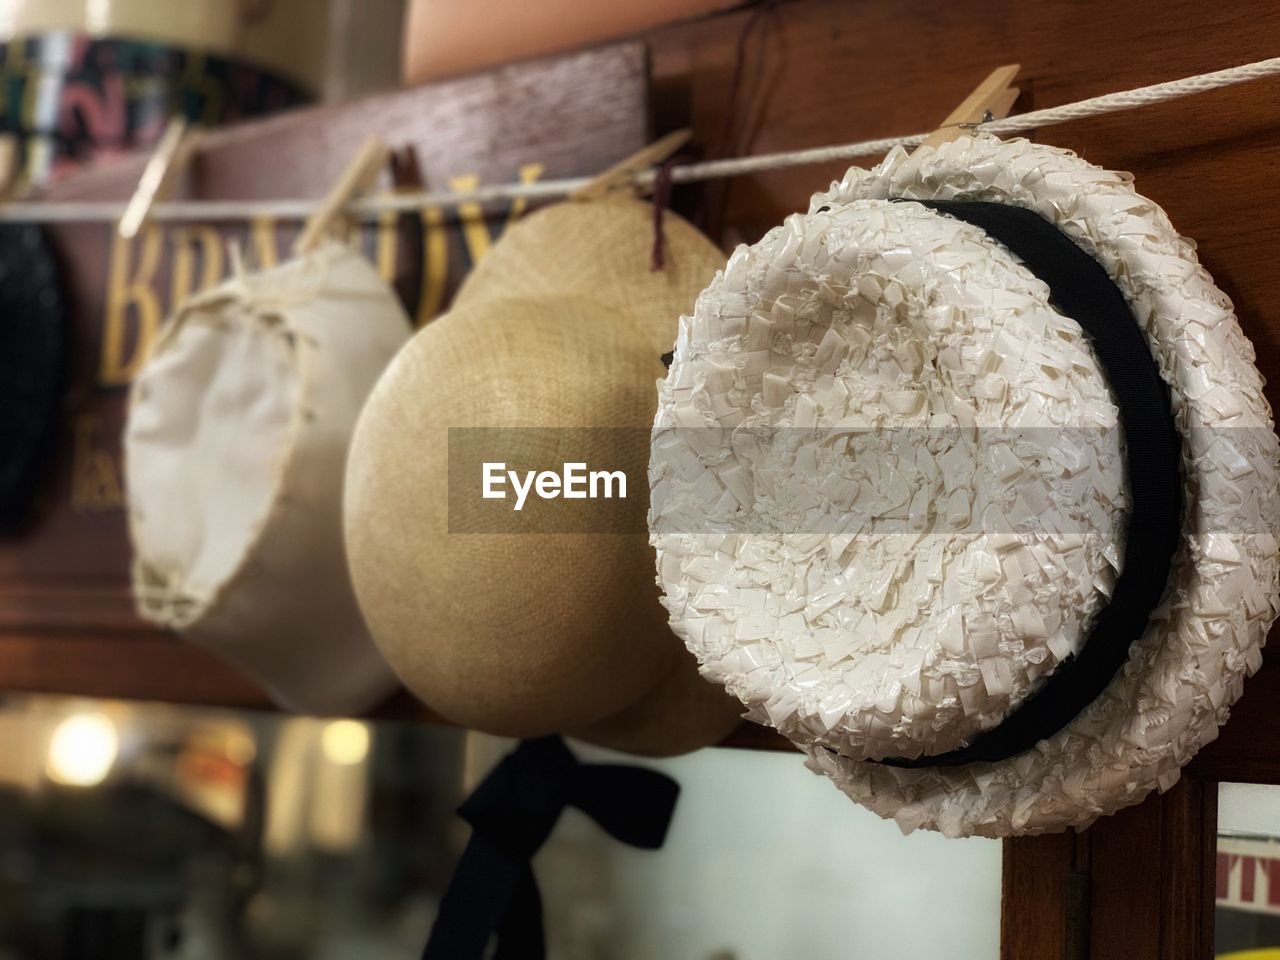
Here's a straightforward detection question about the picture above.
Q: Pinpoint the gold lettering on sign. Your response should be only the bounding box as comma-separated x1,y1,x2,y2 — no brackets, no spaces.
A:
449,163,546,265
94,166,549,375
376,203,399,284
448,173,487,262
71,413,124,512
100,226,163,386
251,216,280,269
416,204,448,327
509,162,545,221
169,226,225,305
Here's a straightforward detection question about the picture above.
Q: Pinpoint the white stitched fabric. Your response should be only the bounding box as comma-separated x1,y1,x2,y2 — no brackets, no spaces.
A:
127,242,411,715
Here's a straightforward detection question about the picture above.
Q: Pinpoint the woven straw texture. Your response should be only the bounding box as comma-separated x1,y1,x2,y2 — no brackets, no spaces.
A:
653,136,1280,836
345,199,742,756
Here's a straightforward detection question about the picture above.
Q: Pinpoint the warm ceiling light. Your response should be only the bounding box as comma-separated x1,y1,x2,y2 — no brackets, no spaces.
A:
223,729,257,766
47,713,119,787
320,720,370,766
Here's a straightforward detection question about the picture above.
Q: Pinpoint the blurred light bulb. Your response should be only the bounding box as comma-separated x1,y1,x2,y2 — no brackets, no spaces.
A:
321,720,370,766
224,729,257,766
47,713,119,787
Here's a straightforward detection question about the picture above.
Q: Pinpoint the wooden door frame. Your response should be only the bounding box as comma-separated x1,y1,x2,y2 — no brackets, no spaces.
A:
1001,660,1280,959
1002,776,1218,959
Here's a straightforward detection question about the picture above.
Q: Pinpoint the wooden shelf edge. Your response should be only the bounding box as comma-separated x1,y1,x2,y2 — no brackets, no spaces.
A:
0,632,791,753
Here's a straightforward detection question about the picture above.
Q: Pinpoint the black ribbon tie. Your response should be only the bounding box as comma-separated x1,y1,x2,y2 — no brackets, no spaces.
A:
422,736,680,960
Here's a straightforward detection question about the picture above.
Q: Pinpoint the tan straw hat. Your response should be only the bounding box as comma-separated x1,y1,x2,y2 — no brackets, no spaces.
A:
344,197,742,755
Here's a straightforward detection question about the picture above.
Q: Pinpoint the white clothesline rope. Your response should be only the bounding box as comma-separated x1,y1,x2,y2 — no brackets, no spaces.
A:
4,54,1280,225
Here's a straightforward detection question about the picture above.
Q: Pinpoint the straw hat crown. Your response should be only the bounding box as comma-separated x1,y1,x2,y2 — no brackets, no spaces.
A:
345,197,742,755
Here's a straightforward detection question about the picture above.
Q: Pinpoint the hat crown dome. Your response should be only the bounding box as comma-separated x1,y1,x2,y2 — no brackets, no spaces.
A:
652,198,1130,759
345,199,743,757
347,295,669,732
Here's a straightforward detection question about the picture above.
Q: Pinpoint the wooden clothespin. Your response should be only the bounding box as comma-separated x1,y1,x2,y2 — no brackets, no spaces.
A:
390,145,424,191
293,137,390,256
919,64,1021,150
119,117,201,240
570,129,692,201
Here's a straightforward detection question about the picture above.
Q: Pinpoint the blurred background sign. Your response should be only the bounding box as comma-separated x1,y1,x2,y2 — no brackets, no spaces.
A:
0,0,411,183
1219,838,1280,917
0,0,326,185
0,39,648,711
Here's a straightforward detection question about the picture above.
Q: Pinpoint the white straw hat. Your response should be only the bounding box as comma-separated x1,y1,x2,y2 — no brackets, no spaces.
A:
126,242,412,715
651,135,1280,836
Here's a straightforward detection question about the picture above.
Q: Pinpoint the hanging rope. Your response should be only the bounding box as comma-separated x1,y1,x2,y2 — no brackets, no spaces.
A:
4,54,1280,225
